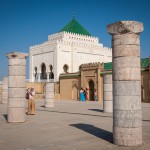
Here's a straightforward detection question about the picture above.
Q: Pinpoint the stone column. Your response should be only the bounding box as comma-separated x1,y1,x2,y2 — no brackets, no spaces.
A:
45,82,54,107
6,52,28,123
103,74,112,112
47,72,50,82
107,21,143,146
1,77,8,104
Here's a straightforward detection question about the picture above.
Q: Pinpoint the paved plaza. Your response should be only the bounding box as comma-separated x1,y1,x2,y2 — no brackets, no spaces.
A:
0,100,150,150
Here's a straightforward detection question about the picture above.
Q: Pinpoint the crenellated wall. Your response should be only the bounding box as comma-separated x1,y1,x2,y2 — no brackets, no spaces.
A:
29,31,112,82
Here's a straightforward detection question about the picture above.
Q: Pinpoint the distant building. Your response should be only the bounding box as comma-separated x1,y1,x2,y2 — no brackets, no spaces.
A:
29,18,112,82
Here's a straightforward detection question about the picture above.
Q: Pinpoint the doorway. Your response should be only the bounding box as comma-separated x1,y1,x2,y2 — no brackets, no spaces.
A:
89,80,94,101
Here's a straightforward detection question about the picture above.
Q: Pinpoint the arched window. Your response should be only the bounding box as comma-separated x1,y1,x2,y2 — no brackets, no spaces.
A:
63,64,69,73
34,67,37,80
49,65,54,79
50,65,53,72
41,63,47,79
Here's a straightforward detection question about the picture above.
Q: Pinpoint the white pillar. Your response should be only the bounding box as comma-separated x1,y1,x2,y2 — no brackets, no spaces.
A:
103,74,113,112
47,72,50,82
45,82,54,107
1,77,8,104
6,52,28,123
107,21,143,146
38,73,41,82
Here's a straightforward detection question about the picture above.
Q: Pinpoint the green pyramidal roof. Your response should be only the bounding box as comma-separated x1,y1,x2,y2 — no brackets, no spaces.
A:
60,18,92,36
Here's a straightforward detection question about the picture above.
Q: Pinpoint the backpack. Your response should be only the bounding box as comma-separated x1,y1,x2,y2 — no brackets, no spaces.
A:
26,92,29,99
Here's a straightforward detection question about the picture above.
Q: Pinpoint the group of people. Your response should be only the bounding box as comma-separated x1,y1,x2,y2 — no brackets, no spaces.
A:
80,88,88,101
26,87,35,115
80,88,97,101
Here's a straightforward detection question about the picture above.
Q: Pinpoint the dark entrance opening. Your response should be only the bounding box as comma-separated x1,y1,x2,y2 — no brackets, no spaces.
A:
89,80,94,101
41,63,47,79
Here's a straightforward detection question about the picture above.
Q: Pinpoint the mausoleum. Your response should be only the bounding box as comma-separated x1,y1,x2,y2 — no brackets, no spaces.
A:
29,18,112,82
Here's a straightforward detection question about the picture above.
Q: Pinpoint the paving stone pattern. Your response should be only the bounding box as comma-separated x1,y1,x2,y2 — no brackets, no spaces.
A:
0,100,150,150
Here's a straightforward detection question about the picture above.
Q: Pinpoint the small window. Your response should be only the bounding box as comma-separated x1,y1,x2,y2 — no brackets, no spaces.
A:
63,64,69,73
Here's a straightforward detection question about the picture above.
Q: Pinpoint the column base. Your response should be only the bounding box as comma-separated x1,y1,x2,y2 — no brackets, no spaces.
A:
8,107,25,123
113,126,142,146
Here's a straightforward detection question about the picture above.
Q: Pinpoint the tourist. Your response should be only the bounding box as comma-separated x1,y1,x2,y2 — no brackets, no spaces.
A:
94,89,97,101
27,87,35,115
80,88,85,101
85,88,89,100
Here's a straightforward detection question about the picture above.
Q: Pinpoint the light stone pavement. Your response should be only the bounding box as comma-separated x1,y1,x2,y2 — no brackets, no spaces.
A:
0,100,150,150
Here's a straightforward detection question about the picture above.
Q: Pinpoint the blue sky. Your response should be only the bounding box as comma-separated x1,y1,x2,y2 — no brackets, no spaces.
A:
0,0,150,80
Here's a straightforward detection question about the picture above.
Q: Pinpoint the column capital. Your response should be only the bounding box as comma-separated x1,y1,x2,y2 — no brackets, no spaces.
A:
6,52,28,59
107,21,143,35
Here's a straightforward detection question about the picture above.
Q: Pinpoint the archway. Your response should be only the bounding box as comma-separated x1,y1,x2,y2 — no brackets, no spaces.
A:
34,67,37,80
41,63,47,79
49,65,54,79
89,80,94,101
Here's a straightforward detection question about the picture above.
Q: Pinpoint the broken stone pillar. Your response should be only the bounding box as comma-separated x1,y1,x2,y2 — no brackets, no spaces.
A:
6,52,28,123
45,82,54,107
1,77,8,104
107,21,143,146
103,74,112,112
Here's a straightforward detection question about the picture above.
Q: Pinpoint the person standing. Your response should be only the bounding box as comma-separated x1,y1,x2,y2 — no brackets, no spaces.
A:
94,89,98,101
27,87,35,115
80,88,85,101
85,88,89,100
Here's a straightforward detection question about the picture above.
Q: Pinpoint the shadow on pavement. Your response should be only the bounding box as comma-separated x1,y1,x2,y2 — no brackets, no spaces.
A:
70,123,113,143
143,120,150,122
88,109,103,112
36,109,112,118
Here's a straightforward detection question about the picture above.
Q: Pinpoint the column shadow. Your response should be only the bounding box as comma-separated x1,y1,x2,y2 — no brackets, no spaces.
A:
88,109,103,112
70,123,113,143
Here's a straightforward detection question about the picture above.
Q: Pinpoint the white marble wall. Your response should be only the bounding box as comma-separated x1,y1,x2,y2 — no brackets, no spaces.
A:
29,32,112,82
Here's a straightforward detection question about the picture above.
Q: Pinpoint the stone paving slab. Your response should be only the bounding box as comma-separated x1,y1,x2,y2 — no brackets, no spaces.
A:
0,100,150,150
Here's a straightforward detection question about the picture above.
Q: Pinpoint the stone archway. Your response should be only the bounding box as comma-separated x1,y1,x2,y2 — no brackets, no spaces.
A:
41,63,47,79
49,65,54,79
89,80,94,101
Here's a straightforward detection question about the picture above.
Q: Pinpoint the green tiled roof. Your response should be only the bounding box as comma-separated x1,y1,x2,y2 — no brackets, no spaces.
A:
141,58,149,68
104,62,112,70
60,18,91,36
104,58,149,70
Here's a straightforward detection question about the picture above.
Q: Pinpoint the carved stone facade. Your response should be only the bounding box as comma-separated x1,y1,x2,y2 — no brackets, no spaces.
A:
59,62,104,102
29,31,112,82
58,58,150,102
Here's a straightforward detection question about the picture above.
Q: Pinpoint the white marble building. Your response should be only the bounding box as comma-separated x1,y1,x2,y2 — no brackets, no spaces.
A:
29,18,112,82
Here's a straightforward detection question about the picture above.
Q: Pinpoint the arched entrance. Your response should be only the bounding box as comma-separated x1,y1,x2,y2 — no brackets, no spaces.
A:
41,63,47,79
89,80,94,101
